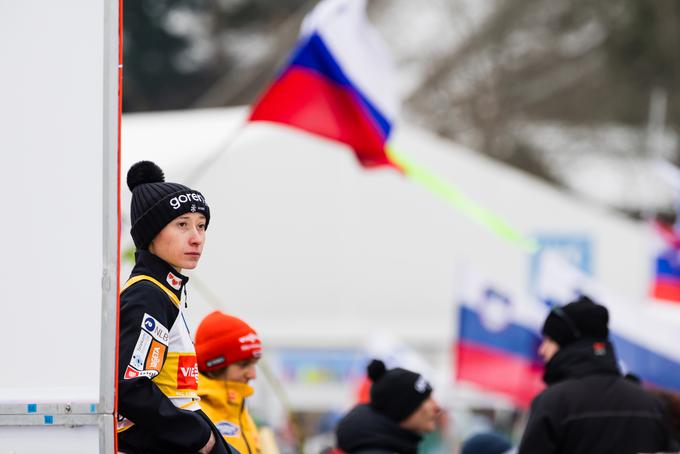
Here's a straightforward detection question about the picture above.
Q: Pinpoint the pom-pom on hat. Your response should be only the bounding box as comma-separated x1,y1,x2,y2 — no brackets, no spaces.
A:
542,295,609,347
368,359,433,423
195,311,262,373
127,161,210,249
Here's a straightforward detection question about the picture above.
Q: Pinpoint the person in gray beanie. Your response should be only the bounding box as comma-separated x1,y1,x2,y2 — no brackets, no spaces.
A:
335,359,442,454
518,295,676,454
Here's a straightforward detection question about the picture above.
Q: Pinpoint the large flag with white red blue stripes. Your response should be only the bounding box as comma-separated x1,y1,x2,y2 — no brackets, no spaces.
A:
249,0,398,168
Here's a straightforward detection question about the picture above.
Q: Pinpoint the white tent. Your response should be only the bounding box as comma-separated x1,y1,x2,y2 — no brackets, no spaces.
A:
122,106,660,409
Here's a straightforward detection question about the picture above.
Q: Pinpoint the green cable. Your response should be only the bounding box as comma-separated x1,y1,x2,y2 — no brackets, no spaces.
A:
387,146,538,253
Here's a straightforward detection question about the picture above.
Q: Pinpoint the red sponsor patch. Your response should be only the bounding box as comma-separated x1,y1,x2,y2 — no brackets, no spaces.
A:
124,366,140,379
166,272,182,290
177,355,198,390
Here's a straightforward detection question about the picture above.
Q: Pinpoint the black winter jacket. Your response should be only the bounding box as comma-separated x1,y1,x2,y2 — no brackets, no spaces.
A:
518,339,675,454
117,251,231,454
336,404,422,454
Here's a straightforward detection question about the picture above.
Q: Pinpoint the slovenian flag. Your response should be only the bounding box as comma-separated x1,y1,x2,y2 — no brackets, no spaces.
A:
650,219,680,303
455,272,546,408
249,0,398,168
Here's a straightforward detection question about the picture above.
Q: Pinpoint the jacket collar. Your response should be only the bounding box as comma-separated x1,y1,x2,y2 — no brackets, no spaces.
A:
543,338,620,385
198,373,254,410
132,250,189,302
336,404,422,454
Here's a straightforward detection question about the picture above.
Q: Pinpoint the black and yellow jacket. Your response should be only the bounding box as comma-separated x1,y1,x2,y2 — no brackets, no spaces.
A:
199,374,261,454
117,250,231,454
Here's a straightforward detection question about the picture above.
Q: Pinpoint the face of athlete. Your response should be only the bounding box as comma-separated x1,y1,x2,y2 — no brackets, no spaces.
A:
223,358,259,384
399,396,442,434
148,213,206,272
538,337,560,363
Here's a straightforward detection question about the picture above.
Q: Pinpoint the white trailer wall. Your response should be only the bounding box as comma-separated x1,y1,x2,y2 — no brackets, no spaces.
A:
0,1,119,452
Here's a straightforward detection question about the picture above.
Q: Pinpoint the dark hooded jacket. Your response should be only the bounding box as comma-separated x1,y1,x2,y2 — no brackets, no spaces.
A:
336,404,422,454
518,339,675,454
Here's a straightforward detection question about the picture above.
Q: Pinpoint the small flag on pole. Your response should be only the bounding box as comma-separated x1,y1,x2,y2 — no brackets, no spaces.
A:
650,220,680,303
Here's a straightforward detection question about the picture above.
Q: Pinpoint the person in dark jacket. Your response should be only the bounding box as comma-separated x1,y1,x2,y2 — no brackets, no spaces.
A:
117,161,232,454
336,359,442,454
461,432,514,454
649,387,680,447
518,295,675,454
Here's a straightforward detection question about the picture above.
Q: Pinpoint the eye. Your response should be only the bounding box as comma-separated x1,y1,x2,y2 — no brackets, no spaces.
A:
198,223,206,231
177,221,187,228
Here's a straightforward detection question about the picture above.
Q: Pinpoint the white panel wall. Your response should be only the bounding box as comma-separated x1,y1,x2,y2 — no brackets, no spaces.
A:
0,0,106,403
0,425,101,453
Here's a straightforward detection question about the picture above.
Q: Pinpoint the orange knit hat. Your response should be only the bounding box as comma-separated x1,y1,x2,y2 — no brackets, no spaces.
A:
195,311,262,373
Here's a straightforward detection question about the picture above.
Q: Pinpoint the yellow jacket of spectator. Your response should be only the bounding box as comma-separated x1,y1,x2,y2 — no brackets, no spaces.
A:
199,374,261,454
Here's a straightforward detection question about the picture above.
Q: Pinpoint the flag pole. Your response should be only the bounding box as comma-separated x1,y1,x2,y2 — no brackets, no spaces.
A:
387,145,538,253
184,114,251,186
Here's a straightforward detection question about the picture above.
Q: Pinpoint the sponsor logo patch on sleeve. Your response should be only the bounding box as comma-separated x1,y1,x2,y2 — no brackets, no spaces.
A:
141,313,169,345
145,340,166,372
138,370,159,378
130,331,153,370
177,355,199,390
124,365,140,379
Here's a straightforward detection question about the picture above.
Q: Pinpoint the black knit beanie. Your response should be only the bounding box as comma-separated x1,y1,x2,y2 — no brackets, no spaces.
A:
368,359,433,423
127,161,210,249
542,295,609,347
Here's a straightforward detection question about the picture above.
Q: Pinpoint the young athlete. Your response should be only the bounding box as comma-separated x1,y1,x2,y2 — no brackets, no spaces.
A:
117,161,231,454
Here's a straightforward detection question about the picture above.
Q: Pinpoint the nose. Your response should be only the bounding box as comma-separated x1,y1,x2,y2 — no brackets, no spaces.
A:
189,226,204,245
538,341,546,356
245,364,257,380
431,399,442,416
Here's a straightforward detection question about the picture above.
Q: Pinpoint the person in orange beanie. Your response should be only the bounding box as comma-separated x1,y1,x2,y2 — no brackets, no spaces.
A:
195,311,264,454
